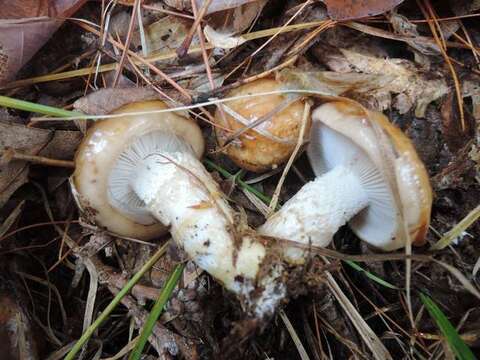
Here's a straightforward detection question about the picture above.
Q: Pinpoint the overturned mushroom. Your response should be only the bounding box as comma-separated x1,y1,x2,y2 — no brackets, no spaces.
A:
73,101,285,317
259,101,432,263
214,79,309,172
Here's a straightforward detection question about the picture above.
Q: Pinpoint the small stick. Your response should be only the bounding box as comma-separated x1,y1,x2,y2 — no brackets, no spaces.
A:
1,148,75,168
176,0,213,58
112,0,140,87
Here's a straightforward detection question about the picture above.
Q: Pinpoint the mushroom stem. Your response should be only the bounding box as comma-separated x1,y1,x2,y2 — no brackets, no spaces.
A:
259,165,369,264
130,141,285,317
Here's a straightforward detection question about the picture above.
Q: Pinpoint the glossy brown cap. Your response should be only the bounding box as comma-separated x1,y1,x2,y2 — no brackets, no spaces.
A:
214,79,309,172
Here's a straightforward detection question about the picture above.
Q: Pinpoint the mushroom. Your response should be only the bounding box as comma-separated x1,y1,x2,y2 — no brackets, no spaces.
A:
259,101,432,263
214,78,309,172
73,100,285,317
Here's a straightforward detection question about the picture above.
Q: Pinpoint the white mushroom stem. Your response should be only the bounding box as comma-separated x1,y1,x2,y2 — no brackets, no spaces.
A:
259,166,369,264
131,148,285,317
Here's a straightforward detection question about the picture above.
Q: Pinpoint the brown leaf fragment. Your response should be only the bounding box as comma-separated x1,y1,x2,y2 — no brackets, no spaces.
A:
0,0,87,84
73,87,159,115
311,47,448,116
164,0,263,15
324,0,404,20
207,0,267,34
135,16,200,64
0,122,52,206
0,291,39,360
441,93,475,152
39,130,83,160
387,12,440,55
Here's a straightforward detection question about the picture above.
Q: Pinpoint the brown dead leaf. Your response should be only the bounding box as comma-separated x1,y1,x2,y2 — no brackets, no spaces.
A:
312,47,448,116
0,122,81,206
0,122,51,206
387,12,440,55
73,87,160,115
0,0,87,84
324,0,404,20
0,291,39,359
135,16,196,61
164,0,264,15
441,93,475,152
207,0,267,34
40,130,82,160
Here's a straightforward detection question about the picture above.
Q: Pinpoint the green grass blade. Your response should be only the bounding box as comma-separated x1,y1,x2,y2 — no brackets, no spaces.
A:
344,260,399,290
420,293,477,360
204,159,273,205
64,243,168,360
129,263,185,360
0,95,85,118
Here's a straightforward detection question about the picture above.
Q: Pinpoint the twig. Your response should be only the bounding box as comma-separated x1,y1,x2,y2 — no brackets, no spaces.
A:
1,20,328,89
1,148,75,168
267,101,310,215
177,0,213,58
191,0,215,91
112,0,140,87
76,21,192,102
142,4,195,19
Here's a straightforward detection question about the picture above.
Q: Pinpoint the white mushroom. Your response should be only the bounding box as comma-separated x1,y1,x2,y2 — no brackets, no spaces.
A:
73,101,285,317
259,101,432,263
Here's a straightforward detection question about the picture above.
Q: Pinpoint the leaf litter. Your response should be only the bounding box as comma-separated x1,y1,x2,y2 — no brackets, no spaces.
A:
0,1,479,359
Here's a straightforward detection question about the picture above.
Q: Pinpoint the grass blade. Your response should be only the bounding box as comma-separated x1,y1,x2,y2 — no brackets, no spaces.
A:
279,310,311,360
0,95,85,118
420,293,476,360
64,243,168,360
431,204,480,250
344,260,399,290
129,263,185,360
204,159,273,205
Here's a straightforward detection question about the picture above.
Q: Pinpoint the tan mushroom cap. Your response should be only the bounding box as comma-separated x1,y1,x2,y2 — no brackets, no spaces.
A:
214,79,309,172
310,101,432,249
72,100,205,240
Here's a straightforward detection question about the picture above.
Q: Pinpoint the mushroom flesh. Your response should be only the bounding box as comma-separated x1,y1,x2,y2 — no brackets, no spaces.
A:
259,101,432,263
73,101,285,317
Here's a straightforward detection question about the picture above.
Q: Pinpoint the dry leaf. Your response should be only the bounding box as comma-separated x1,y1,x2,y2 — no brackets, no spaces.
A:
388,12,440,55
204,25,247,49
164,0,264,14
143,16,191,54
0,0,87,84
312,47,449,116
73,87,160,115
207,0,267,33
324,0,404,20
0,121,81,206
441,93,475,152
0,291,39,359
0,122,52,206
40,130,82,160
